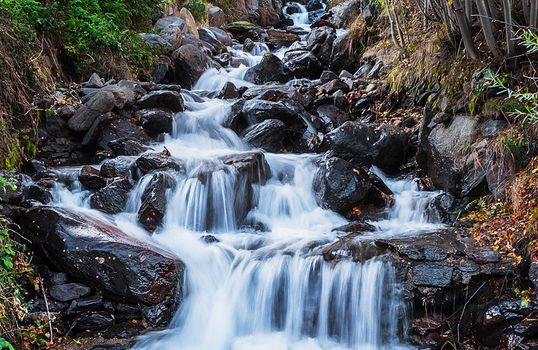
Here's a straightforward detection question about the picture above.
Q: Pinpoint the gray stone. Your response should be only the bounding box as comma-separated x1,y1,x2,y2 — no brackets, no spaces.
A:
412,264,453,287
49,283,91,302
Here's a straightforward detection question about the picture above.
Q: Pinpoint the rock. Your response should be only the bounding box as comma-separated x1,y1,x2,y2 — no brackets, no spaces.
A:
49,272,68,285
219,151,271,185
138,173,176,232
529,262,538,293
100,157,135,179
154,16,186,32
172,44,221,88
318,79,350,94
90,178,132,214
66,296,104,315
425,192,455,224
242,99,296,124
46,113,70,138
139,33,171,49
323,121,409,172
109,138,150,157
330,0,362,28
427,115,479,194
179,7,198,38
86,73,104,88
97,119,152,151
313,157,371,214
284,51,323,79
136,109,174,136
19,206,185,305
330,32,357,72
244,53,290,84
256,6,281,27
306,27,336,65
198,28,228,52
320,70,339,83
412,264,453,287
266,29,299,48
317,104,350,131
49,283,91,302
332,221,376,233
135,152,183,174
224,22,261,43
73,312,115,331
241,119,288,152
208,7,226,27
26,184,52,204
68,91,116,132
79,165,107,190
218,82,244,99
469,249,501,264
137,90,184,112
481,119,508,137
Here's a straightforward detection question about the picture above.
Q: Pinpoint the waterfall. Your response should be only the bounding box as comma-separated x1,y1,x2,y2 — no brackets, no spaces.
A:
46,4,447,349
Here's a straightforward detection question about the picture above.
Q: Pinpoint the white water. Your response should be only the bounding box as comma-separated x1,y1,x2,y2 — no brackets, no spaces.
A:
47,5,446,350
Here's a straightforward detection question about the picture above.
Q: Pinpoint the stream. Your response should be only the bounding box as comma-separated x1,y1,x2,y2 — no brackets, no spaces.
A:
48,3,445,349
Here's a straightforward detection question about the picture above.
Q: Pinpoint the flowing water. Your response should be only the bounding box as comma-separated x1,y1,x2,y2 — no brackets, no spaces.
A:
49,4,446,349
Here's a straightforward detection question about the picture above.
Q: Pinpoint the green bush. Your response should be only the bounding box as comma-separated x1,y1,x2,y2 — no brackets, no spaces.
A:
187,0,206,20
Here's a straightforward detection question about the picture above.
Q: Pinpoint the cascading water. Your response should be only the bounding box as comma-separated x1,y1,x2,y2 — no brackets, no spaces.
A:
48,4,446,350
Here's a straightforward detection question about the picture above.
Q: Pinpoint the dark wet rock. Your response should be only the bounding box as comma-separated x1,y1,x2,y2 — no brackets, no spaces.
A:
425,192,455,224
218,82,244,99
284,51,323,79
530,262,538,293
49,272,68,285
412,264,453,287
318,79,350,94
306,27,336,65
19,206,185,305
172,44,221,88
323,121,409,172
241,119,287,152
137,91,184,113
136,109,174,136
317,104,350,131
330,32,357,72
100,157,135,179
79,165,107,190
469,249,501,264
90,179,132,214
306,0,324,11
143,303,174,328
313,157,371,214
320,70,339,84
244,53,290,84
426,115,478,194
46,113,70,138
332,221,376,233
26,184,52,204
224,22,261,42
219,151,271,185
242,99,296,124
49,283,91,302
136,153,183,174
201,235,220,244
138,173,176,232
97,119,152,151
68,91,116,132
66,296,104,315
109,138,150,157
208,7,226,27
72,312,115,331
242,84,297,100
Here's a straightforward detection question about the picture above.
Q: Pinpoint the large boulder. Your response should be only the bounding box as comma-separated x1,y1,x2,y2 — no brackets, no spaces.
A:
154,16,186,32
68,91,116,132
138,173,176,232
136,152,184,174
179,7,199,38
323,121,409,173
330,0,362,28
242,99,296,124
313,156,371,214
244,53,290,84
172,44,221,88
426,115,479,194
89,178,132,214
241,119,288,152
284,51,323,79
136,109,174,136
18,206,184,305
137,90,184,112
306,27,336,66
219,151,271,185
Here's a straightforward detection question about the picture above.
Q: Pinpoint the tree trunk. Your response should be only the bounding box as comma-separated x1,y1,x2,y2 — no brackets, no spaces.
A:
465,0,474,24
502,0,515,57
453,0,479,59
522,0,530,24
476,0,502,58
530,0,538,31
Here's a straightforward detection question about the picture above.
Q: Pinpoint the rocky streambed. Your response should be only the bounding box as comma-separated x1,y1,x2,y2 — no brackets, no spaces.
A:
2,1,537,349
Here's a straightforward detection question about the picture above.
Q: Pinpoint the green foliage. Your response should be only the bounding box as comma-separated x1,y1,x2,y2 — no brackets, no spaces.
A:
4,144,20,171
497,129,528,161
0,338,15,350
187,0,206,20
0,0,162,75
